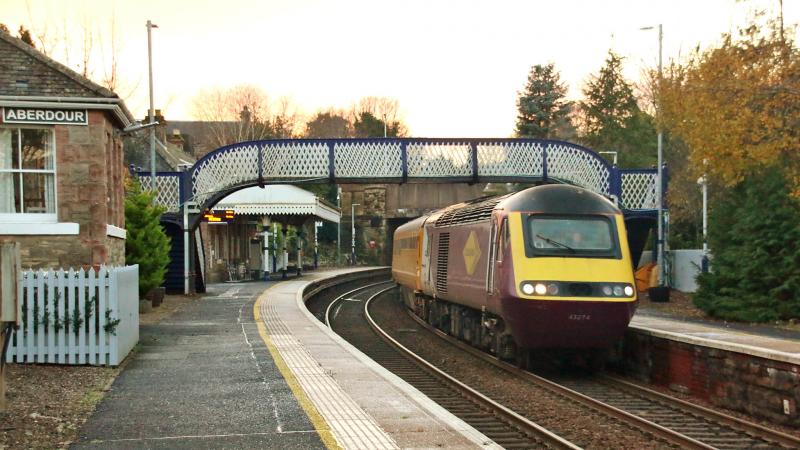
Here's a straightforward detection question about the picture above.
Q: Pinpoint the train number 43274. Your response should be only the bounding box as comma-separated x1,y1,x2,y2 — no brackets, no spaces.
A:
568,314,591,321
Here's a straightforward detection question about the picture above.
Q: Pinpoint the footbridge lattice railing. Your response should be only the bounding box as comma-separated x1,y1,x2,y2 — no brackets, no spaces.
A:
132,138,663,214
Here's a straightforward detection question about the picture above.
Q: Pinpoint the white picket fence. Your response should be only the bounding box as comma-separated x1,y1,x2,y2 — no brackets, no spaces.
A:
5,265,139,366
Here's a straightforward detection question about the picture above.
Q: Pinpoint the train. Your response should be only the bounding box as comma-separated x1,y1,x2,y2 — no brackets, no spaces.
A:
391,184,638,365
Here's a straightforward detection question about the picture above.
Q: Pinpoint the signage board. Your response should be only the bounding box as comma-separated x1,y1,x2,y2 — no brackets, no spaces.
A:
2,107,89,125
202,210,235,223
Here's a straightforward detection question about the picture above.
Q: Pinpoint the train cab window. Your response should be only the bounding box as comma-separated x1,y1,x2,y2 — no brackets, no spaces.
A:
526,215,619,258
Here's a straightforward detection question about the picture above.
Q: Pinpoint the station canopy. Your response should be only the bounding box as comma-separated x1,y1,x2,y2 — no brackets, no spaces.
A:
213,185,340,224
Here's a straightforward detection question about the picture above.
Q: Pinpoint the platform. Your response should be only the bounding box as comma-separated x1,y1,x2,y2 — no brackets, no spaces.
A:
257,268,494,449
74,270,492,449
630,311,800,365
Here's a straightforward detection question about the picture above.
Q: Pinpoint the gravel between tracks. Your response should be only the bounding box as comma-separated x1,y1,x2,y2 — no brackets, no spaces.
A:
370,290,675,450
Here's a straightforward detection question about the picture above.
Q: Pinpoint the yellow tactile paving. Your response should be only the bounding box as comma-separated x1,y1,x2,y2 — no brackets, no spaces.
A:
257,281,399,450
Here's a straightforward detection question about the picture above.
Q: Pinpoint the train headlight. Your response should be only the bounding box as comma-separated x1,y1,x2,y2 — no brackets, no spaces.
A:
522,283,535,295
547,283,560,295
602,285,613,296
624,285,634,296
534,283,548,295
613,286,624,296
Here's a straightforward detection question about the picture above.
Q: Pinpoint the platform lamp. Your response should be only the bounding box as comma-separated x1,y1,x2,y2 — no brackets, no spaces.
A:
641,23,666,288
146,20,158,191
697,159,709,273
351,203,360,266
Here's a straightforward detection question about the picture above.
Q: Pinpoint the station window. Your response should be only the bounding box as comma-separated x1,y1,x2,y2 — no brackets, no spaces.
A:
0,128,56,217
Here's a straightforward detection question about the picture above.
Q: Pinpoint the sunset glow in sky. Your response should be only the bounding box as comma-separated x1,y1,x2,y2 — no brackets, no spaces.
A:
4,0,798,137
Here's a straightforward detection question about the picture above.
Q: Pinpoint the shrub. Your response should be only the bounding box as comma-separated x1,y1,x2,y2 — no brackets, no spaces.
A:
125,180,171,296
694,166,800,322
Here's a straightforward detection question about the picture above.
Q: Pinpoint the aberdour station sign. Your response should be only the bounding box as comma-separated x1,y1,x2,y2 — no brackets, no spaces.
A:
2,107,88,125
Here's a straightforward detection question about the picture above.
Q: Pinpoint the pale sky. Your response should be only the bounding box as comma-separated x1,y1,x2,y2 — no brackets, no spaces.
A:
3,0,798,137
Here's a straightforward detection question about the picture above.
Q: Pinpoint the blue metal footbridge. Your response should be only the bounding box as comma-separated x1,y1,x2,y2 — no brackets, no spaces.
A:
135,138,664,293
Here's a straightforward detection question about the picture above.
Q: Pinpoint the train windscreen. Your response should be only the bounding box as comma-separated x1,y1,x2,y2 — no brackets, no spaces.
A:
527,216,617,256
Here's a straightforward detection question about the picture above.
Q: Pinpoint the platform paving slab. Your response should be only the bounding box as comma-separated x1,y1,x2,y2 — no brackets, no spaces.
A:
72,281,326,450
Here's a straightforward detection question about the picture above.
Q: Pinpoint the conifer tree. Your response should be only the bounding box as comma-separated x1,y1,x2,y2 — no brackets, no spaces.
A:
515,63,572,139
125,180,171,295
694,166,800,322
579,51,656,167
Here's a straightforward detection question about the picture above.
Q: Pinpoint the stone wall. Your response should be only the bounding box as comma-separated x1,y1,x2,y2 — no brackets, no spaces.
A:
621,330,800,426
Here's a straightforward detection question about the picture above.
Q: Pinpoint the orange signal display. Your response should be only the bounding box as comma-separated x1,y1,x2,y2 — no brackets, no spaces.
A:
202,210,235,223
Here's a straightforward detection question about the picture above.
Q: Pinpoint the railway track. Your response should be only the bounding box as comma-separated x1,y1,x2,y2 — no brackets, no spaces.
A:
325,282,579,449
399,291,800,450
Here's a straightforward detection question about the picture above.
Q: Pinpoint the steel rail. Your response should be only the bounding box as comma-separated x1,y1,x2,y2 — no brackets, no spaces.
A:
363,286,581,450
601,375,800,449
405,308,715,450
323,280,394,328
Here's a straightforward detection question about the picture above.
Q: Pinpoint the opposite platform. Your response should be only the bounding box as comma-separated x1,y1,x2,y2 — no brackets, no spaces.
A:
630,312,800,365
256,268,495,450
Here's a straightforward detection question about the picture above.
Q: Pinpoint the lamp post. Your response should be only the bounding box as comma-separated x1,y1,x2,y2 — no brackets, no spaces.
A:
697,159,709,273
351,203,360,265
383,113,387,138
641,23,666,287
146,20,158,191
337,187,341,265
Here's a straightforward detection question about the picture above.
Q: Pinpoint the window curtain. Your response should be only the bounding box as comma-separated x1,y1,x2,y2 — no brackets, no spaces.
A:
0,129,13,213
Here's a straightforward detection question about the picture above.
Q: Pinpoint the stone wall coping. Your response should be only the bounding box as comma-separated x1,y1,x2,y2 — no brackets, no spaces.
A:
0,222,79,235
106,224,127,240
630,324,800,366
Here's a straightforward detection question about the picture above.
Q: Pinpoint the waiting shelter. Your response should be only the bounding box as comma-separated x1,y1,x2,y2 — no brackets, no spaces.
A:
201,185,340,282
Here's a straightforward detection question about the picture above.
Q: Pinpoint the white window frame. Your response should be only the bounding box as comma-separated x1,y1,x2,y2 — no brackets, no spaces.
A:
0,126,58,223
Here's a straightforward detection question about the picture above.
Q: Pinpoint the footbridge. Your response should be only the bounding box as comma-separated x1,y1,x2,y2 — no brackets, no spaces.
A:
133,138,664,293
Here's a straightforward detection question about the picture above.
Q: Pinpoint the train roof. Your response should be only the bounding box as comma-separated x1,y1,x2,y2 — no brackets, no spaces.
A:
500,184,620,215
393,184,620,235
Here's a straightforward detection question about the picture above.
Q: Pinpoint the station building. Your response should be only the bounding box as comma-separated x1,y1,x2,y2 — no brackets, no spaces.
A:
0,31,134,268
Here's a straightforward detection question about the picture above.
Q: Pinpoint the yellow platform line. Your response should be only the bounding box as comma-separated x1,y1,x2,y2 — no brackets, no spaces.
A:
254,283,342,450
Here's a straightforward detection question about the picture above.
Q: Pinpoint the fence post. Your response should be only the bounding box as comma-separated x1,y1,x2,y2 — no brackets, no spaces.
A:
0,242,22,412
108,268,119,365
98,267,108,365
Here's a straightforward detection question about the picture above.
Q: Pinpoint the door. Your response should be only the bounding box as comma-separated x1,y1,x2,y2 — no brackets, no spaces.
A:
421,227,432,292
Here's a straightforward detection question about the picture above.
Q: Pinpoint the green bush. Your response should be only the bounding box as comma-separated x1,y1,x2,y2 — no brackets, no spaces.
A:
125,180,171,296
694,166,800,322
